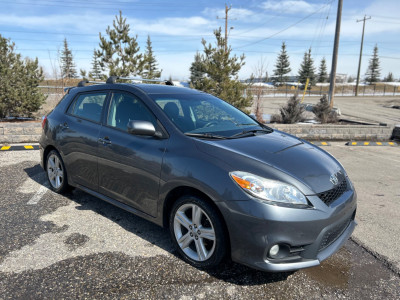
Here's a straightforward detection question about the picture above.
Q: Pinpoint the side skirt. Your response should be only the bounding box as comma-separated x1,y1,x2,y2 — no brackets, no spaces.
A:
76,184,162,226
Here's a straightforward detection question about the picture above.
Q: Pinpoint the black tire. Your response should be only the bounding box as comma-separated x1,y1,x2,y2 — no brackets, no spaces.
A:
169,195,227,268
45,150,70,194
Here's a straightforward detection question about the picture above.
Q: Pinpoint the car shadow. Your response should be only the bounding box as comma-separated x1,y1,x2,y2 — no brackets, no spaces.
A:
24,164,293,285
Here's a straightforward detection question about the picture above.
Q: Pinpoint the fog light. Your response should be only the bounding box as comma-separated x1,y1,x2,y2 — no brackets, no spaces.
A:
269,244,280,258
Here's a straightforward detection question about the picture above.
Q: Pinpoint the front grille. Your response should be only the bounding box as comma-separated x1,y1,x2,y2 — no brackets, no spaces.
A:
317,179,348,206
319,217,351,251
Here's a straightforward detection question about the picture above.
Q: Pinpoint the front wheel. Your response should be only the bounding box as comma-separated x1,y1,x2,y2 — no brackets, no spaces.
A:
169,195,227,268
46,150,69,193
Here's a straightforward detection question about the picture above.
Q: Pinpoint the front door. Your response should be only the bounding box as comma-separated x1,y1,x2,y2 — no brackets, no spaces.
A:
97,91,167,217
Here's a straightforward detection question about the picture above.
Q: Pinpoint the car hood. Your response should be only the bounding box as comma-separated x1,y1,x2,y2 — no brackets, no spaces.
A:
194,131,343,194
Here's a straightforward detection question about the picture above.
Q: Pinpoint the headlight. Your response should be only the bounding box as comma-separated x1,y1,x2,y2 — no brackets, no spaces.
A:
230,171,308,207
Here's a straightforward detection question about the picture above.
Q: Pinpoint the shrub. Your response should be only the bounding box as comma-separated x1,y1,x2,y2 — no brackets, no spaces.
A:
279,93,305,124
312,95,338,123
270,113,282,123
0,35,45,119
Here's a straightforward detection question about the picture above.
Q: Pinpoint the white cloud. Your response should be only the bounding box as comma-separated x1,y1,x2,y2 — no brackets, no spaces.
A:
260,0,322,14
130,16,217,36
0,13,114,34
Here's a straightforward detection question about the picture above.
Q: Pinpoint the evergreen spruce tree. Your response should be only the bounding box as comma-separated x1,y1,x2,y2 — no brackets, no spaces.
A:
189,28,252,111
312,94,338,123
0,35,45,118
317,57,328,83
383,72,394,82
90,49,103,80
365,44,381,84
279,93,305,124
298,48,316,85
273,42,291,85
189,52,205,85
142,35,161,79
96,11,143,77
60,38,77,79
80,69,87,80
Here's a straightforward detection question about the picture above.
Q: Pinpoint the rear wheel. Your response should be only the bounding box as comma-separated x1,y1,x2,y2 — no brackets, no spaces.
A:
46,150,69,193
169,195,227,268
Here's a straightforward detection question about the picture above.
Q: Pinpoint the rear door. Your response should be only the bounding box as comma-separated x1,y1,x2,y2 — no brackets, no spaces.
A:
60,91,109,190
97,91,168,217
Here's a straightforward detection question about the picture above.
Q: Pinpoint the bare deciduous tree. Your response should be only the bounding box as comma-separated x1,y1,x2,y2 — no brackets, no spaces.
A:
250,58,269,123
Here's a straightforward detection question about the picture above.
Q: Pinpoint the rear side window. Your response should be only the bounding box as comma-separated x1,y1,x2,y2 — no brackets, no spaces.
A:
68,92,107,123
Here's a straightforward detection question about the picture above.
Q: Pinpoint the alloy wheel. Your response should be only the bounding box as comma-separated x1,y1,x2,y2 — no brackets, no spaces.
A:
47,153,64,189
173,203,216,262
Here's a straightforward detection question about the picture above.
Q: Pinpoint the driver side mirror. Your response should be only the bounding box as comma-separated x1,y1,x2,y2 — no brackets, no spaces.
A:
127,120,162,137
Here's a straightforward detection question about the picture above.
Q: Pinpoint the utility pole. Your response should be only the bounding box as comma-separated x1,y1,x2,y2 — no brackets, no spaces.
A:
217,4,232,53
328,0,343,108
355,15,371,96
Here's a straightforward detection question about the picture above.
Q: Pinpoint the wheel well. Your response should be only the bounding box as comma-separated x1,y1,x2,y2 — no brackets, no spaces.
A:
162,186,231,250
43,145,58,169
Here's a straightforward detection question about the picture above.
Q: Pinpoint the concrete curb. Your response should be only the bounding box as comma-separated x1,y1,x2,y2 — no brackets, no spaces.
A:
0,122,396,143
0,122,41,143
269,124,394,141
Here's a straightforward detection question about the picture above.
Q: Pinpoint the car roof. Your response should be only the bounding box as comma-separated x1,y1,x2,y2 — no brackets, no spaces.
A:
132,83,202,95
68,83,203,96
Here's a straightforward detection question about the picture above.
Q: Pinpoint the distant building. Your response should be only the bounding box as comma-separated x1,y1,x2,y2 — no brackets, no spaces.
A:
334,73,347,83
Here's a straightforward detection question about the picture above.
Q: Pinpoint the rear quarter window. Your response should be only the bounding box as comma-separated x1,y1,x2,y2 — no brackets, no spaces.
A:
67,92,107,123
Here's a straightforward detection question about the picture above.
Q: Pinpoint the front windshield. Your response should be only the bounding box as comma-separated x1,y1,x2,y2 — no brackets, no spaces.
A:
151,93,265,137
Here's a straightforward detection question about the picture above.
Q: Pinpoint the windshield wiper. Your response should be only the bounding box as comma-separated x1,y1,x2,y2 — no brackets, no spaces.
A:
235,123,258,126
230,128,273,138
184,133,228,139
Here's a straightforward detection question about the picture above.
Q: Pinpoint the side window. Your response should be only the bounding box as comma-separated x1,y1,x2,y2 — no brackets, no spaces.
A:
68,92,107,123
107,92,157,131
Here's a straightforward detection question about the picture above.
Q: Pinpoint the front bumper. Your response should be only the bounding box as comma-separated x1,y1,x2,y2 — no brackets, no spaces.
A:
217,189,357,272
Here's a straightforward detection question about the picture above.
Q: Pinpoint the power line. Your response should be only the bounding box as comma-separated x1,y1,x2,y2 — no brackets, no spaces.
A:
370,20,400,25
370,14,399,20
312,0,334,59
233,0,335,50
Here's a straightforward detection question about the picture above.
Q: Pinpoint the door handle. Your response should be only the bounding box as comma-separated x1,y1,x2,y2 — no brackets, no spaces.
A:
98,137,112,145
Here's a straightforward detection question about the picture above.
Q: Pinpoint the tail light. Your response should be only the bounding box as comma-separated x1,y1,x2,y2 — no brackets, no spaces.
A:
41,116,47,129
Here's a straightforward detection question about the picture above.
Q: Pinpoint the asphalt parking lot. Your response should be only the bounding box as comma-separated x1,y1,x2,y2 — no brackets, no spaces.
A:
0,146,399,299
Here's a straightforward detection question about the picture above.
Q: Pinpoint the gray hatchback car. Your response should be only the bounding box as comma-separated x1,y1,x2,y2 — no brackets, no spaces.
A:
40,77,357,272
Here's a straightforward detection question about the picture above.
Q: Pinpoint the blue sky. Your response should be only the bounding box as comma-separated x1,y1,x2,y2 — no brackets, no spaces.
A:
1,0,399,81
